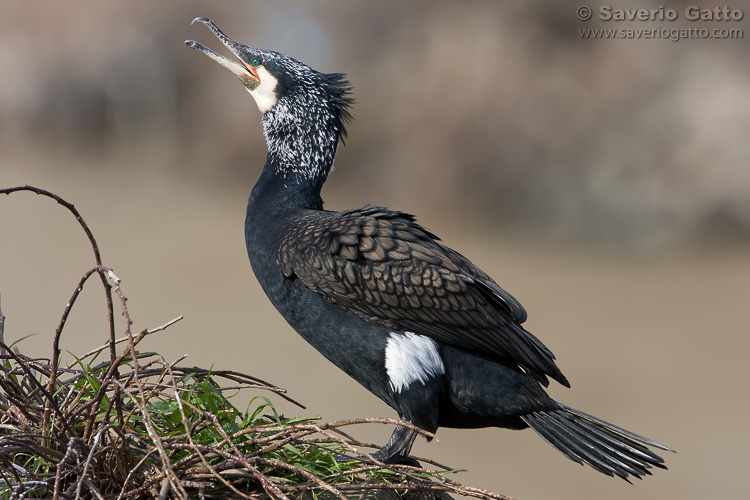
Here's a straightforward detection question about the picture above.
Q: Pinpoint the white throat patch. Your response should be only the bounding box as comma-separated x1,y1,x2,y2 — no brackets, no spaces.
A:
247,66,279,113
385,332,445,393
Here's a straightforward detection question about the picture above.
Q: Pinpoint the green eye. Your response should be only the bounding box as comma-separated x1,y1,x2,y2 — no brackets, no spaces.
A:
250,57,261,67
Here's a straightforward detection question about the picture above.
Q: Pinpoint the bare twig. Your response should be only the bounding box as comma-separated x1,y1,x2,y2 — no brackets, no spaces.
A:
73,316,184,365
166,362,255,500
0,339,75,438
2,185,122,428
111,276,189,500
75,425,119,500
52,437,80,500
2,186,514,500
45,266,112,446
0,295,6,357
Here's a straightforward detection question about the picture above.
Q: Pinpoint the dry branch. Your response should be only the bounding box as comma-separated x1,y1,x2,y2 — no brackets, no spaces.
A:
1,186,514,500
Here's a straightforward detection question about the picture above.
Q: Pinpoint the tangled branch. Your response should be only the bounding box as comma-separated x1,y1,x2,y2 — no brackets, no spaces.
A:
0,186,514,500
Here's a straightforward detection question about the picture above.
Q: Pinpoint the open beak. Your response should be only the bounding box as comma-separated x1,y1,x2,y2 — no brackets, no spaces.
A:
185,17,260,89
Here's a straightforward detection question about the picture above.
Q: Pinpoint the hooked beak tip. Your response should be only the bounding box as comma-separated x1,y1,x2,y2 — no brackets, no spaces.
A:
191,17,210,26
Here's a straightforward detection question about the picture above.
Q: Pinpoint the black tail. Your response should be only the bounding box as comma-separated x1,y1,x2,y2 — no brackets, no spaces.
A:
521,404,674,481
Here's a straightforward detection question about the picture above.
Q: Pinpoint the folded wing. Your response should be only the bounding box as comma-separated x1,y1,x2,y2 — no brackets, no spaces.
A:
278,205,569,387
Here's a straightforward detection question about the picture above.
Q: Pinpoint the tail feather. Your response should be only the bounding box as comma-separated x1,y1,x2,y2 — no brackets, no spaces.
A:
542,411,654,479
521,404,673,481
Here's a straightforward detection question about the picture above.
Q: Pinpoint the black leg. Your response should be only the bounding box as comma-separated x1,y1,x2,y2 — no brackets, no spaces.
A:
371,423,420,466
336,421,421,466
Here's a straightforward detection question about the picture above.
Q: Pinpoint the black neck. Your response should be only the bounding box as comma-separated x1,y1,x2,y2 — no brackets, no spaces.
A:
249,156,325,211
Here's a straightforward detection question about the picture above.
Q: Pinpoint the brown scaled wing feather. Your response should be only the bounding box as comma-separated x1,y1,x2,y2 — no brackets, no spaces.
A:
277,205,568,387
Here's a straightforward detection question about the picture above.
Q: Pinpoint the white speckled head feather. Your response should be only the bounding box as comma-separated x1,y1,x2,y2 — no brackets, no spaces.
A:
258,57,353,183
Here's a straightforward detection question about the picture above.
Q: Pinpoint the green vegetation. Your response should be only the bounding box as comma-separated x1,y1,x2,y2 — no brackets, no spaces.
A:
0,336,460,499
0,185,508,500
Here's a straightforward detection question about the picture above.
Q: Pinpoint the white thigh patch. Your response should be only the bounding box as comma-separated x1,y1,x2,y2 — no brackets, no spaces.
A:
385,332,445,393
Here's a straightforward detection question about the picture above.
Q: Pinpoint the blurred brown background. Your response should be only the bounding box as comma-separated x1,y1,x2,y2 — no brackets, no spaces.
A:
1,1,748,498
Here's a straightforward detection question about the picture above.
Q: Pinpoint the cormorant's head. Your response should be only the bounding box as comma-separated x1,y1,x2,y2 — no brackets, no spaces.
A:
185,17,281,113
185,17,352,122
186,17,354,183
